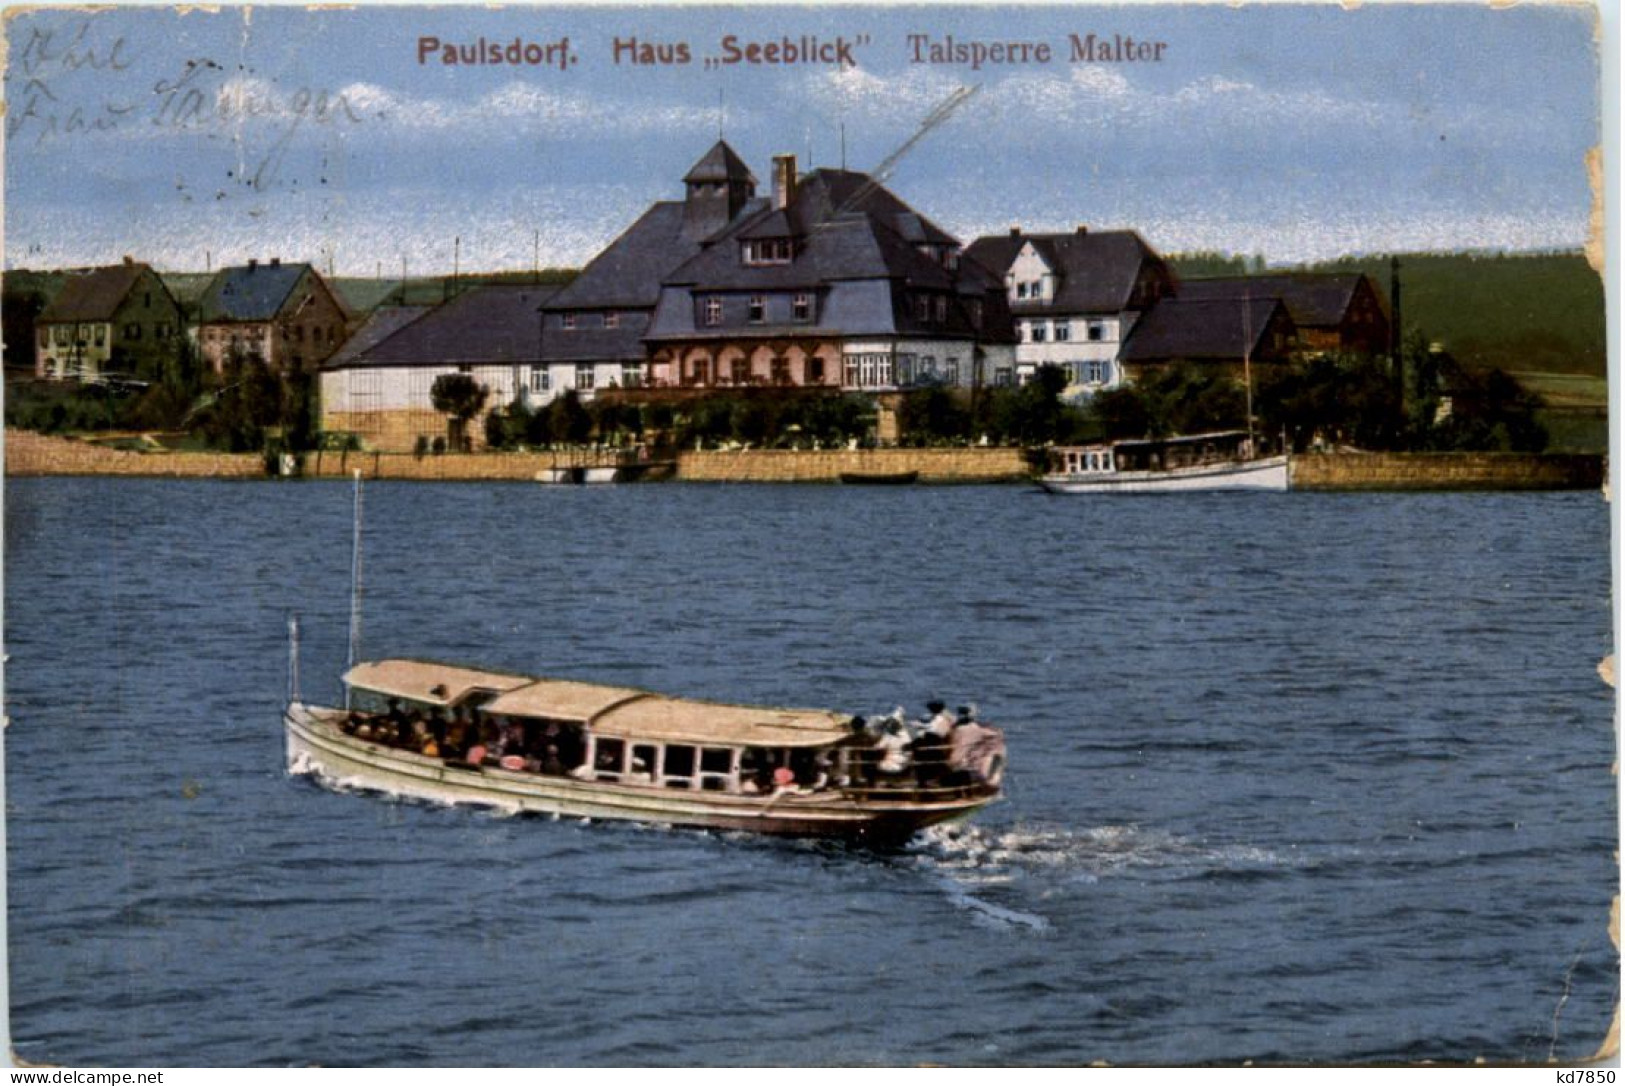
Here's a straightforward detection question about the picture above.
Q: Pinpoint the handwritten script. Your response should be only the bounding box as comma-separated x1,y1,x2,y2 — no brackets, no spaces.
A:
7,18,363,191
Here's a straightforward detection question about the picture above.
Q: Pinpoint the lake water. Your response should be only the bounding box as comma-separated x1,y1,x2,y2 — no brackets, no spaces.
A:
4,478,1616,1066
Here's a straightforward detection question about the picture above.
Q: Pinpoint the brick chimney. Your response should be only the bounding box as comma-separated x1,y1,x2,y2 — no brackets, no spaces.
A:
248,258,258,272
271,257,281,266
772,153,797,211
122,255,133,266
1009,226,1022,238
1075,224,1089,235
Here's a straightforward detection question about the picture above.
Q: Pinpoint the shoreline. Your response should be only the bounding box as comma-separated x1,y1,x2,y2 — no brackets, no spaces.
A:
3,430,1605,491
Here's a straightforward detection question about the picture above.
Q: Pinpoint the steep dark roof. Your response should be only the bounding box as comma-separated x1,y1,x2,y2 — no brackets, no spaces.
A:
1121,297,1288,363
542,311,652,363
331,285,557,369
199,263,313,323
660,169,960,292
1175,273,1372,328
326,306,433,369
544,202,717,311
40,264,155,321
684,140,756,185
964,229,1163,314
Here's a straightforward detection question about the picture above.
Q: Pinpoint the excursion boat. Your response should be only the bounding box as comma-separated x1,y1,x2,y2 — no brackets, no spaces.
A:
284,658,1006,844
1038,430,1290,493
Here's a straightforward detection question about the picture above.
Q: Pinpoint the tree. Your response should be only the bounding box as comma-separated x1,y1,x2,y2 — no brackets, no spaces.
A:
897,387,970,446
429,372,489,451
546,389,592,445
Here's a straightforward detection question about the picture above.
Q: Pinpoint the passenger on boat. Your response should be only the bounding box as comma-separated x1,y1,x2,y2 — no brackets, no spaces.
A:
541,744,566,777
875,718,912,776
925,700,955,739
947,709,1003,785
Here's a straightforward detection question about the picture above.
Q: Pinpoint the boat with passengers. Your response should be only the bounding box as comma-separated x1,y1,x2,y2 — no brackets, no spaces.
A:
284,657,1006,844
1038,430,1290,493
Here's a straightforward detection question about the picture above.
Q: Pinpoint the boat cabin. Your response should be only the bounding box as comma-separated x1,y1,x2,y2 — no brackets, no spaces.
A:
1050,429,1257,475
341,659,856,796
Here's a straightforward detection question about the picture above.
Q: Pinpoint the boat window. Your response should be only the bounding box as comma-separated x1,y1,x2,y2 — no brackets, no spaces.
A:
627,744,657,784
699,747,736,792
662,744,696,789
594,737,625,780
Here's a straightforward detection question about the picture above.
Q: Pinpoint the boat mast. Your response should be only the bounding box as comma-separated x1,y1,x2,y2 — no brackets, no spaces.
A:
1242,290,1256,454
287,613,301,705
346,469,364,708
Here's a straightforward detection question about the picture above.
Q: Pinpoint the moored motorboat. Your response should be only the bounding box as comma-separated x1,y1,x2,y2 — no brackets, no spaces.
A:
284,659,1005,844
839,470,920,485
1039,430,1289,493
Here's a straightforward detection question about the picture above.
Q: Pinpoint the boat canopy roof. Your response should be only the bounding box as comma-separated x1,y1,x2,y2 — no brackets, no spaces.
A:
344,660,532,707
1110,430,1249,450
349,659,851,747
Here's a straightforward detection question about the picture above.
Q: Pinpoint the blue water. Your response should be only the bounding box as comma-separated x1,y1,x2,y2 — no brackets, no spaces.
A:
4,479,1616,1066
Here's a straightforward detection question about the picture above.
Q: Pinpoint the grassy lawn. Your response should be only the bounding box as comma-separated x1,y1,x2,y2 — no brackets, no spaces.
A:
1509,370,1609,410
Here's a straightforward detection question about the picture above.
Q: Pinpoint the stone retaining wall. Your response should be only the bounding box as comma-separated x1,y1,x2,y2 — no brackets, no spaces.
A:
1291,452,1605,491
5,430,264,477
674,447,1029,483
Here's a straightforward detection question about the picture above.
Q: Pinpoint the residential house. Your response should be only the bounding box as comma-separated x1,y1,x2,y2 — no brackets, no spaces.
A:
1118,296,1298,384
320,285,557,451
963,227,1173,394
642,150,1016,392
1174,272,1389,356
196,259,350,374
536,141,762,400
33,259,183,382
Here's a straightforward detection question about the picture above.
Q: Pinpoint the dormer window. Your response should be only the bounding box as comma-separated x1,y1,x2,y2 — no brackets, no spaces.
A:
604,311,620,330
704,297,723,327
743,238,792,266
915,295,931,322
793,294,811,322
562,313,576,331
935,296,947,323
748,296,765,323
1015,282,1029,300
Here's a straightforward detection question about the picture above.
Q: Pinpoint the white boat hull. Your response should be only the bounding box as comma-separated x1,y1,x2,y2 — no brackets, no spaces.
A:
1039,455,1290,493
284,702,994,843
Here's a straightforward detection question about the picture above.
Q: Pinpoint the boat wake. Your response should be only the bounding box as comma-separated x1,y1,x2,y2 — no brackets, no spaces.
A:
904,821,1287,931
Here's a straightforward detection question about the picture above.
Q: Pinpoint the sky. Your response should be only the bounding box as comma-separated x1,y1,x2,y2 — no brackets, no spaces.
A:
1,3,1602,274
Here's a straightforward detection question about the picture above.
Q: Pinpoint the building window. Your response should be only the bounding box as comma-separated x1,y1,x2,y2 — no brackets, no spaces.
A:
748,296,765,324
743,238,792,266
916,295,931,322
1015,282,1028,300
703,297,722,327
970,299,984,326
793,294,811,322
1054,321,1071,342
530,365,549,392
562,313,576,331
1031,322,1048,343
37,328,47,348
844,352,893,388
457,364,472,374
604,311,619,330
575,364,594,389
729,357,750,384
1088,321,1106,342
124,323,142,340
935,295,947,323
808,357,825,383
945,358,960,386
94,326,107,346
620,363,643,388
771,356,790,385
